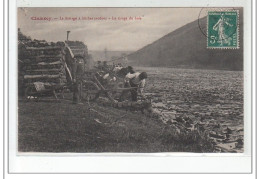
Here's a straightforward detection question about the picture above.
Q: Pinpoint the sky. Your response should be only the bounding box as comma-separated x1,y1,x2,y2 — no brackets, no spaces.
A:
18,8,204,51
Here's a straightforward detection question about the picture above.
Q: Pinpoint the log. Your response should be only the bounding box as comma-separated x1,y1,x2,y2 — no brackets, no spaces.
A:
64,62,72,82
67,46,86,49
22,50,65,57
22,61,63,66
20,54,64,60
26,46,63,50
24,74,63,79
24,78,67,83
26,68,64,72
25,71,64,75
71,49,86,52
27,64,62,68
22,58,64,64
37,61,63,65
29,54,64,58
23,64,64,70
24,82,66,86
72,52,85,57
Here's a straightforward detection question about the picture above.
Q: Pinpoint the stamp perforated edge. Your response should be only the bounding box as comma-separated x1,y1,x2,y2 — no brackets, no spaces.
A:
206,9,240,49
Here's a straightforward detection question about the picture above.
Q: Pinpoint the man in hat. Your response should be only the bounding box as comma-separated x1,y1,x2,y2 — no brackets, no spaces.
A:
72,56,85,104
125,72,148,101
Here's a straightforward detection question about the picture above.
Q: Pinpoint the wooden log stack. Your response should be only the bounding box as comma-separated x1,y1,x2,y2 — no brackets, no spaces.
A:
18,29,91,96
66,41,88,58
21,46,67,86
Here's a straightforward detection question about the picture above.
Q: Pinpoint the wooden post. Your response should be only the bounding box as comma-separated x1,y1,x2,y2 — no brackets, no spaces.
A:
67,31,70,41
79,81,82,101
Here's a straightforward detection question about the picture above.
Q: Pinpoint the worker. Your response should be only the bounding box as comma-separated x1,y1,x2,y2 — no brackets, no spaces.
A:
125,72,148,101
127,66,135,74
97,61,102,70
113,65,123,73
102,61,111,72
72,56,84,104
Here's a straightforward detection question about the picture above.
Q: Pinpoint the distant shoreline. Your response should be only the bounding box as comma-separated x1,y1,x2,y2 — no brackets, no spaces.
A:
132,65,243,72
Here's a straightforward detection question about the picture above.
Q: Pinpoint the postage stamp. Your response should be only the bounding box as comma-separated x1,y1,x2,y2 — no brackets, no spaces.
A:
207,10,239,49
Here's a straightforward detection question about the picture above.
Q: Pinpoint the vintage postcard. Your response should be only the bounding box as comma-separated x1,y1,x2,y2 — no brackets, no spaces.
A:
17,7,245,154
4,0,256,174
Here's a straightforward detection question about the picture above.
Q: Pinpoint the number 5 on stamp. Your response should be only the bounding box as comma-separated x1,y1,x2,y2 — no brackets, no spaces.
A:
207,10,239,49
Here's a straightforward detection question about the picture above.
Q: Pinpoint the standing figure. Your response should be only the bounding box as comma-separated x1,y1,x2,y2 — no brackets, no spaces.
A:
125,72,147,101
213,14,233,46
72,56,84,104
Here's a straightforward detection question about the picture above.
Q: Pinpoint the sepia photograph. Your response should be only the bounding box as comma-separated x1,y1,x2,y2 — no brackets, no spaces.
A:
17,7,244,153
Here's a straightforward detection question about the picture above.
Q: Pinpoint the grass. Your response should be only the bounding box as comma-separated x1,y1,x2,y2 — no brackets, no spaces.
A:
18,98,214,153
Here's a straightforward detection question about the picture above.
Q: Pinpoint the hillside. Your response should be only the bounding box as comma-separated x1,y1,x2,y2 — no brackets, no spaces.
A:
128,9,243,71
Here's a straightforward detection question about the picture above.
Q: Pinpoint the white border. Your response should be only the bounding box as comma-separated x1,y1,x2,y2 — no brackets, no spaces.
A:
6,0,254,174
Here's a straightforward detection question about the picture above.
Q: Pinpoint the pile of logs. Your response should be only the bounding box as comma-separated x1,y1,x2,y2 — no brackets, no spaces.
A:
66,41,88,57
18,29,92,96
21,46,67,86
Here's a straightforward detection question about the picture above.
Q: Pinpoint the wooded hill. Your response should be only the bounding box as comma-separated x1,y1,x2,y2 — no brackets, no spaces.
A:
128,9,243,71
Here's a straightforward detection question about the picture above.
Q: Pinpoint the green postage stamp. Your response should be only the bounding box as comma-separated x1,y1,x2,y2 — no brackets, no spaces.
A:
207,10,239,49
